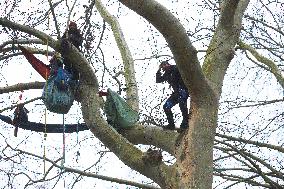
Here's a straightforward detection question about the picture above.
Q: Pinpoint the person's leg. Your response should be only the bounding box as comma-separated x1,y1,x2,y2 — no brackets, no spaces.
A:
163,93,178,130
178,88,189,129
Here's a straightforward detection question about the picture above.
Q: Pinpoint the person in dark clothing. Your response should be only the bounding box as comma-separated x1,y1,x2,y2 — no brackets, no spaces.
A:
61,21,83,80
156,61,189,131
62,21,83,50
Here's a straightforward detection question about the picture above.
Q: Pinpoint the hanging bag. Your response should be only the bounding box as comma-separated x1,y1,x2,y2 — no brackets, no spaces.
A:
42,61,75,114
104,89,138,128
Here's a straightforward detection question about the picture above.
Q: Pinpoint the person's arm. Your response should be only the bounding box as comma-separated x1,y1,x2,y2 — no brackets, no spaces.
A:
62,30,67,39
77,30,83,48
156,68,164,83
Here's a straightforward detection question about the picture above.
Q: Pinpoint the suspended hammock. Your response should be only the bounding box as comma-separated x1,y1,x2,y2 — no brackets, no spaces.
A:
0,114,89,133
18,45,51,80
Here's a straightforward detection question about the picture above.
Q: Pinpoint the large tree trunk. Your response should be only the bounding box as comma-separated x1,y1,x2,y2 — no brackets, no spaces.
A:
117,0,249,188
175,104,218,188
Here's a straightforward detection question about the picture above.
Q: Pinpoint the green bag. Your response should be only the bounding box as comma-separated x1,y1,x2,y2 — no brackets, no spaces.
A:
104,89,138,128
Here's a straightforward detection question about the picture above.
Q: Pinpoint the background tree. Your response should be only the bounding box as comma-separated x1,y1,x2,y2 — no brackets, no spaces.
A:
0,0,283,189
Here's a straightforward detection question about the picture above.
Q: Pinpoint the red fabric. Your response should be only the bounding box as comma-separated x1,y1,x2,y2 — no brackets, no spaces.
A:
18,45,50,80
98,91,108,97
69,21,77,28
19,93,22,101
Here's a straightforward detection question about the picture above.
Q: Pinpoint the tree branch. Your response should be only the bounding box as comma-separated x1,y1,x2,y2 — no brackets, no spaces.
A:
0,81,45,94
66,0,78,28
121,124,178,155
238,40,284,89
48,0,61,39
10,145,161,189
0,47,53,61
117,0,216,107
0,17,57,48
217,139,284,188
203,0,250,98
244,15,284,37
216,133,284,153
0,96,42,113
0,39,43,51
95,0,139,111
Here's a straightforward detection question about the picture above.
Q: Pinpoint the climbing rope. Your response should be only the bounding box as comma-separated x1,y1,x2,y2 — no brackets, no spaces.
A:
43,49,48,175
43,12,50,176
76,121,80,163
61,114,66,168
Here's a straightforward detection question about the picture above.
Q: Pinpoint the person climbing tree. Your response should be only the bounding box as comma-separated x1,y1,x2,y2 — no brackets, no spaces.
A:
156,61,189,131
62,21,83,50
61,21,83,80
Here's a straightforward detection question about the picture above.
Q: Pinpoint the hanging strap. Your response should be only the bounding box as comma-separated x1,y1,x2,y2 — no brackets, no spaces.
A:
61,114,66,169
76,121,80,162
43,17,50,175
13,90,24,137
43,68,48,174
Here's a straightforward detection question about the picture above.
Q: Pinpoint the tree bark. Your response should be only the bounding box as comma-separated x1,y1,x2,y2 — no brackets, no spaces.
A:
238,40,284,89
117,0,249,188
203,0,250,98
95,0,139,111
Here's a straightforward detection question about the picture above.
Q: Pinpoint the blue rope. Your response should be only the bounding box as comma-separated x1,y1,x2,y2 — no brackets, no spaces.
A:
61,114,65,168
76,122,79,162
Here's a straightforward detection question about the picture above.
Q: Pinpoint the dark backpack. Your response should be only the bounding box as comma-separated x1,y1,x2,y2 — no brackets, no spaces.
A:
12,104,29,137
13,104,29,125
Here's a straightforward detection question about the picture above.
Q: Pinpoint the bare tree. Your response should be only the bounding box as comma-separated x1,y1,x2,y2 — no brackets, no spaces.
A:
0,0,283,189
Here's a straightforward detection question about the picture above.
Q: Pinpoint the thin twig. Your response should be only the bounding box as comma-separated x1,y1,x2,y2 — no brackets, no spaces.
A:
48,0,61,39
66,0,78,30
0,97,42,113
10,147,161,189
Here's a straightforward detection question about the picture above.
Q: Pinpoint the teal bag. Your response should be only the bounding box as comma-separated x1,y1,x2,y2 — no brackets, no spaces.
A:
42,67,75,114
104,89,138,128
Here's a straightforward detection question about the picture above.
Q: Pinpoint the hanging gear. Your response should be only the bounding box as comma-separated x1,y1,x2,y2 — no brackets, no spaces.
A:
12,104,29,137
18,45,76,114
12,91,29,137
0,113,89,133
18,45,51,80
42,54,76,114
103,88,139,129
